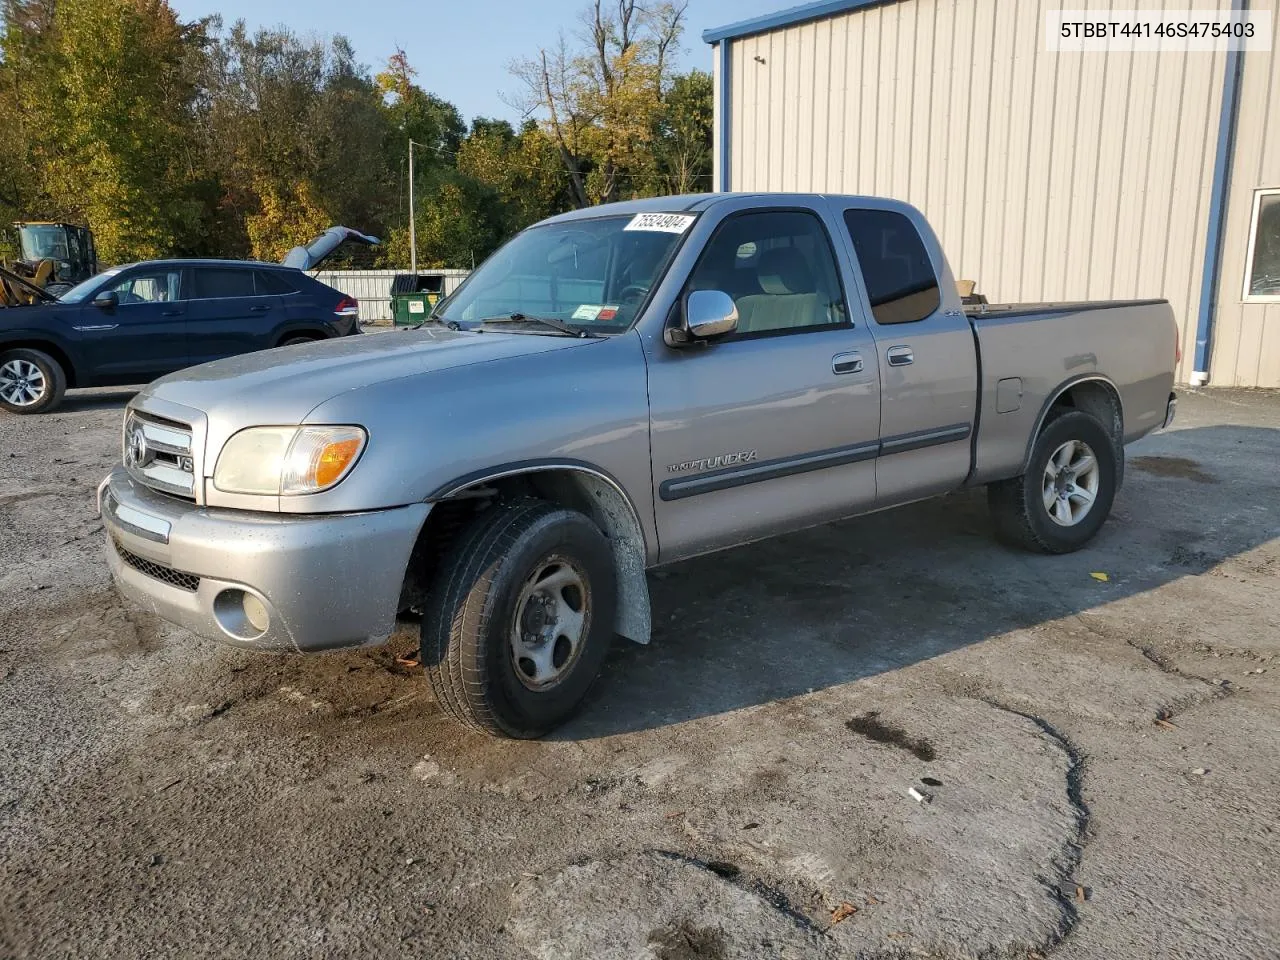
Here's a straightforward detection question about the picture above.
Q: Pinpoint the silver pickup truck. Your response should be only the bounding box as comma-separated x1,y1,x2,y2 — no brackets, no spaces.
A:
98,194,1178,738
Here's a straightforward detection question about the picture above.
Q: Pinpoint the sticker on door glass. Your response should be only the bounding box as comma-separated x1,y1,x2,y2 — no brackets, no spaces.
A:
571,304,620,321
408,301,425,314
624,212,695,234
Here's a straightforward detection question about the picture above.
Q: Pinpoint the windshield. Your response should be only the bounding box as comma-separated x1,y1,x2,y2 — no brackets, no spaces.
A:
436,213,695,333
58,267,121,304
18,225,69,261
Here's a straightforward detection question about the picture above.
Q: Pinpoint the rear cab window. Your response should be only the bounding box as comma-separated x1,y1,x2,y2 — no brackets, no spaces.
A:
842,209,941,324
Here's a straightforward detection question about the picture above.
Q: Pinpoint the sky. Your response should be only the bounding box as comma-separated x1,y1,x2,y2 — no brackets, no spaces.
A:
169,0,784,125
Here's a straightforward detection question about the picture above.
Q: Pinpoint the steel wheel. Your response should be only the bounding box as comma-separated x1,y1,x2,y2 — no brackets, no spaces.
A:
510,556,589,690
1042,439,1100,527
0,358,47,408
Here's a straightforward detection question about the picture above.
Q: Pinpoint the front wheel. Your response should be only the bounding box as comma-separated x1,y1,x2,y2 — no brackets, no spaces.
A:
421,499,617,738
988,409,1118,554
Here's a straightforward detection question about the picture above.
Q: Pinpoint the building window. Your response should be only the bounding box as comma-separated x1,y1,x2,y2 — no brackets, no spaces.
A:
1244,188,1280,301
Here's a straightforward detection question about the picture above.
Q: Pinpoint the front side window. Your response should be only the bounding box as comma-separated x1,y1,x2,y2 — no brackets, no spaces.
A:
192,268,256,300
437,214,691,333
843,209,941,325
686,210,847,337
1245,189,1280,299
111,269,181,305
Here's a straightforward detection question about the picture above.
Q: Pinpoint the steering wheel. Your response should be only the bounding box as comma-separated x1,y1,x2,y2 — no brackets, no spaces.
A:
617,284,650,305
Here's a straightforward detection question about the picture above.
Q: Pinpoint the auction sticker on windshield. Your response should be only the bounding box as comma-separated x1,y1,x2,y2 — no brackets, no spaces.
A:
572,304,620,321
625,213,696,233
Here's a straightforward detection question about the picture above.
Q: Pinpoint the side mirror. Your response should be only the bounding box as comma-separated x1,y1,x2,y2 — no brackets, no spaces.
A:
666,290,738,346
92,290,118,310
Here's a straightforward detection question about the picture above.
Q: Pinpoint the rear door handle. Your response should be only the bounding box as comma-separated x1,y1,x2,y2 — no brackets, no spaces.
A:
832,351,863,375
249,305,270,313
886,346,914,366
160,309,182,317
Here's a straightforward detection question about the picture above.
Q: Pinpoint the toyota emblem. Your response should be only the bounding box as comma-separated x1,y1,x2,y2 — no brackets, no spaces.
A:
126,426,149,467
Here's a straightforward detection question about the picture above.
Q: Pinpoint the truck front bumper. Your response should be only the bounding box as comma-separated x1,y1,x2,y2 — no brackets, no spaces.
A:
98,467,430,653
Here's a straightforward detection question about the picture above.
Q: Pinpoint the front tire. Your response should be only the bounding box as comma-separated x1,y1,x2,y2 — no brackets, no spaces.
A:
421,499,617,738
988,409,1118,554
0,348,66,414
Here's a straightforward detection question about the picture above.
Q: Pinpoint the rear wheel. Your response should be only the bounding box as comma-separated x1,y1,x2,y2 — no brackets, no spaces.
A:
988,409,1118,553
0,348,66,415
421,499,617,738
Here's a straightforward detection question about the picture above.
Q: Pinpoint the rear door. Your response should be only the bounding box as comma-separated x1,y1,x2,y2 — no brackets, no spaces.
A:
836,204,977,506
185,266,278,365
645,204,882,562
75,266,187,383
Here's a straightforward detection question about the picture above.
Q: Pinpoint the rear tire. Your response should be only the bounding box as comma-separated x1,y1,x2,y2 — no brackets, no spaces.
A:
988,409,1118,554
0,348,66,415
279,335,319,347
421,499,617,738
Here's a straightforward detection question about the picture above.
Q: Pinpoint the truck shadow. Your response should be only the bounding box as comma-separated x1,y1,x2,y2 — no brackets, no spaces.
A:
558,424,1280,740
58,388,137,412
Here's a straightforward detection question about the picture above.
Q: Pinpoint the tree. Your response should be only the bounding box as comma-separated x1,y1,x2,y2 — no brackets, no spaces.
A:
651,69,711,195
1,0,208,262
511,0,688,208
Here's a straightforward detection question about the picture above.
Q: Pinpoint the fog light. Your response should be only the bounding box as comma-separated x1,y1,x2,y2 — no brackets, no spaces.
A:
242,592,269,633
212,588,270,641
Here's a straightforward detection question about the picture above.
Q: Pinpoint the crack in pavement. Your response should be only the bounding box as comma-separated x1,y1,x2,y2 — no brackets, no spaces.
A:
653,850,828,936
968,695,1090,958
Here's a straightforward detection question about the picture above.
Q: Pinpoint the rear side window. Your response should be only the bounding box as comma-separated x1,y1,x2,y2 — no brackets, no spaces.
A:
191,268,256,299
255,270,296,295
843,209,941,324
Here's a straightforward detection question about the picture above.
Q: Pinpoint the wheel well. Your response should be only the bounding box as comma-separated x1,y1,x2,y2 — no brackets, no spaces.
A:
276,330,323,347
0,339,77,387
398,468,652,645
1038,378,1125,487
1049,379,1123,444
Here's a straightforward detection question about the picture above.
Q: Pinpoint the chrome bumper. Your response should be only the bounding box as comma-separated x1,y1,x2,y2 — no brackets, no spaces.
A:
98,468,429,653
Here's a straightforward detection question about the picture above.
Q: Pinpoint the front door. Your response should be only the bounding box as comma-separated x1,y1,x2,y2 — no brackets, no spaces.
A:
77,266,187,384
837,206,978,506
645,207,882,563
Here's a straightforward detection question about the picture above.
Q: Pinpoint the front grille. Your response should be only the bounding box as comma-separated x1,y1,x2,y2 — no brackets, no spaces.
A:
124,410,196,499
112,538,200,592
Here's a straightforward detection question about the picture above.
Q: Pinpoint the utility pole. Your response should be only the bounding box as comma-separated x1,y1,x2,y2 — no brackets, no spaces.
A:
407,139,418,276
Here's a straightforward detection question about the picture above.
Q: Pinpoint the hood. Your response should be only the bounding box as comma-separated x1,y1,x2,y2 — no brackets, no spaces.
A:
281,226,380,271
139,327,600,432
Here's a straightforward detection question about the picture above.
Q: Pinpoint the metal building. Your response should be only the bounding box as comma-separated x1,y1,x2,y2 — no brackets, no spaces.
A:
705,0,1280,386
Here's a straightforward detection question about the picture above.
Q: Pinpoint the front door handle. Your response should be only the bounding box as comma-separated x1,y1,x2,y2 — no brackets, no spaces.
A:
160,309,182,317
886,346,914,366
832,351,863,375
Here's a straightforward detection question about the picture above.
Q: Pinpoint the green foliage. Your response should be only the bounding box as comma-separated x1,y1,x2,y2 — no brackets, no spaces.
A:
0,0,712,268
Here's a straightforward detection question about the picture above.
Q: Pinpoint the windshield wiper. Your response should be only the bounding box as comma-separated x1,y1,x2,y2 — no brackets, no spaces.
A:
477,313,599,338
409,313,459,331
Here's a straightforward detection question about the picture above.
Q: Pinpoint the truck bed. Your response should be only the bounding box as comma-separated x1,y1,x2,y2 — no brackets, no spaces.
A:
966,298,1177,485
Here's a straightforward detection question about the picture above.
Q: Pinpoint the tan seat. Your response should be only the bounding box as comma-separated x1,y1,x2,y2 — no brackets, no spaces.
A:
734,248,824,334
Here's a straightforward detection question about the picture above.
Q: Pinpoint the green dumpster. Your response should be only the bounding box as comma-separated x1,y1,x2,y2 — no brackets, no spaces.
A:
391,274,446,325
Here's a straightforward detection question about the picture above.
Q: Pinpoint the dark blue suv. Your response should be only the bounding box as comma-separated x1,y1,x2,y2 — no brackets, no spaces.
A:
0,260,361,414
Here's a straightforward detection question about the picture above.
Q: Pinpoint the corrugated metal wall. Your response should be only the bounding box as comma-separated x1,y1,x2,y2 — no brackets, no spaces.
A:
310,269,469,323
721,0,1238,384
1211,26,1280,387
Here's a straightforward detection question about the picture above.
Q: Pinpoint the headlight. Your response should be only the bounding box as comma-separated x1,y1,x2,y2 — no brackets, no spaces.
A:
213,426,367,496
